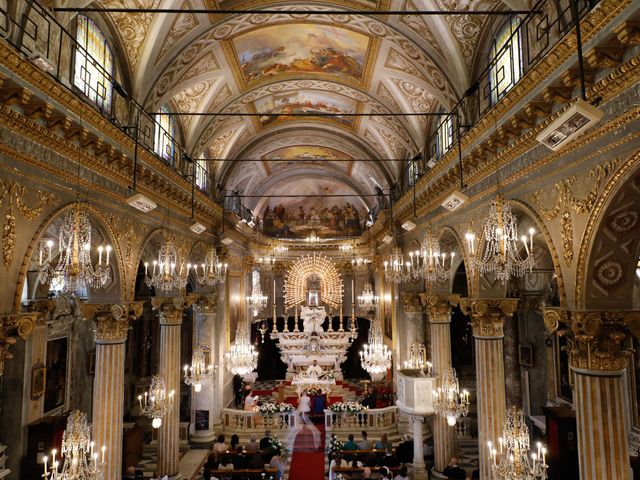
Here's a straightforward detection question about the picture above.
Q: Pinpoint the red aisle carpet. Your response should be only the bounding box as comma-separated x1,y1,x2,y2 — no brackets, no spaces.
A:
288,423,326,480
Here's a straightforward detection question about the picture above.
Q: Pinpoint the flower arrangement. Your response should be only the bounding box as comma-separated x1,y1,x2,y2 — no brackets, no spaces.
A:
269,434,289,459
259,402,294,416
325,433,343,459
329,401,366,413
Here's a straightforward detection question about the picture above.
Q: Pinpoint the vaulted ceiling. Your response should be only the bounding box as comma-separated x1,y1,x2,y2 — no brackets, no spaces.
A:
90,0,524,215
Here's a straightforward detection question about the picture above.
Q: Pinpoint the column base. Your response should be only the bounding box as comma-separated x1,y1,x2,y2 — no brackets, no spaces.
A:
430,467,448,479
410,465,428,480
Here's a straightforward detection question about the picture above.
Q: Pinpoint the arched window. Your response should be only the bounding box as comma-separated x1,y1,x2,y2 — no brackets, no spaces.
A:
489,17,522,104
73,15,113,111
155,106,176,163
407,159,419,187
435,113,453,159
195,159,207,190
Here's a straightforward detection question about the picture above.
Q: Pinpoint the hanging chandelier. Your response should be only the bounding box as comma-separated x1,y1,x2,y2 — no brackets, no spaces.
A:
383,247,406,284
183,344,216,393
432,367,470,426
360,318,391,380
195,246,227,286
247,269,268,317
419,230,456,284
42,410,106,480
357,282,379,313
305,231,320,244
273,244,289,256
38,208,111,293
144,235,190,293
467,196,535,282
225,322,258,376
403,341,432,374
138,375,175,429
488,406,548,480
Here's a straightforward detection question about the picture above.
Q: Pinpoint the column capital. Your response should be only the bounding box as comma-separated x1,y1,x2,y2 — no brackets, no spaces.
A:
460,298,518,338
194,293,217,314
152,295,197,326
82,302,144,343
402,292,423,314
545,309,640,373
0,312,38,376
421,294,461,323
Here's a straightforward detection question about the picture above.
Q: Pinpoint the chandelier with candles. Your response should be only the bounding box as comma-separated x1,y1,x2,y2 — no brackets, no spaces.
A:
465,196,535,282
360,318,391,380
384,247,406,284
38,208,111,293
144,235,190,293
183,344,216,393
357,282,379,313
432,367,470,426
403,341,432,374
138,375,175,429
195,246,227,286
247,269,268,317
42,410,105,480
417,230,456,284
488,406,548,480
225,322,258,376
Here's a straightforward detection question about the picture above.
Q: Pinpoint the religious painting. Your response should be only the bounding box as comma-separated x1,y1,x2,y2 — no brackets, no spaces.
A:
44,337,69,414
263,146,351,161
232,24,369,84
254,90,356,127
257,178,368,239
228,274,242,344
556,334,573,402
519,345,533,367
383,285,393,341
30,362,46,400
195,410,209,431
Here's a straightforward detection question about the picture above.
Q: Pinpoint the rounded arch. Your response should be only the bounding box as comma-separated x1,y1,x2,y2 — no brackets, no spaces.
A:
439,225,473,297
575,150,640,309
14,201,126,311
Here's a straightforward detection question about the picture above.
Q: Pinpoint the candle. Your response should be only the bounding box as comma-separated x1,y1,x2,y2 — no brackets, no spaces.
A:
106,245,111,265
537,442,541,458
138,395,142,408
144,262,148,276
90,441,94,458
93,453,98,469
47,240,53,260
498,437,503,454
98,246,103,265
43,456,48,476
541,447,547,466
101,445,106,463
39,246,43,266
351,279,355,303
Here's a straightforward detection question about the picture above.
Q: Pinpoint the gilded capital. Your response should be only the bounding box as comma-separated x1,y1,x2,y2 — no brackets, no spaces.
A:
194,293,217,314
460,298,518,338
542,307,572,333
152,295,197,326
402,292,423,314
82,302,143,343
0,312,38,376
421,294,461,323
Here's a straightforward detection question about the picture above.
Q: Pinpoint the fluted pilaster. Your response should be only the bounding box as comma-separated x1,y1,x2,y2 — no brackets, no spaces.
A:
460,298,518,480
544,309,640,480
422,294,460,472
82,302,143,480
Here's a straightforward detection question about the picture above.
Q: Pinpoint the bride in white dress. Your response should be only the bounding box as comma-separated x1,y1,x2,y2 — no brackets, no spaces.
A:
287,390,320,450
297,390,311,423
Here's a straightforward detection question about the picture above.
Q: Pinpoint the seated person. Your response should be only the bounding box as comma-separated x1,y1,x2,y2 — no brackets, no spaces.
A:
374,433,391,451
259,430,272,450
231,446,247,470
394,465,410,480
203,453,217,479
381,449,400,468
245,434,259,453
269,450,286,480
358,431,373,450
306,359,323,377
123,466,136,479
244,390,259,411
378,466,392,480
443,457,467,480
329,453,348,480
212,434,228,461
343,434,359,451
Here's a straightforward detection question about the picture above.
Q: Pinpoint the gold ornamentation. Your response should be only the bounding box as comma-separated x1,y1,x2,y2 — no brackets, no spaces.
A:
151,295,197,325
82,302,144,342
0,312,37,376
195,293,217,314
542,307,571,333
401,292,423,314
421,294,461,323
460,298,518,338
0,179,55,268
283,253,343,309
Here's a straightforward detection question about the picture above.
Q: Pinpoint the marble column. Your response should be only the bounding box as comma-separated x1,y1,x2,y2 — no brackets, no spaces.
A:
412,415,427,480
460,298,518,480
83,303,143,480
544,309,639,480
422,294,460,472
190,294,218,443
152,296,196,479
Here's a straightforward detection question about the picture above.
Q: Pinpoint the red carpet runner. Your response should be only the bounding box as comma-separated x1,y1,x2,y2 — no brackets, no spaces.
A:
288,423,326,480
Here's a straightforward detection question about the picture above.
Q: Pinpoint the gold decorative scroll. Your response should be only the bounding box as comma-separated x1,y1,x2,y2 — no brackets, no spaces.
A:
283,253,343,309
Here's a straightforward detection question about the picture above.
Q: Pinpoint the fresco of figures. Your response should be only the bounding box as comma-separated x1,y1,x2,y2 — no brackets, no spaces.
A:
254,90,356,127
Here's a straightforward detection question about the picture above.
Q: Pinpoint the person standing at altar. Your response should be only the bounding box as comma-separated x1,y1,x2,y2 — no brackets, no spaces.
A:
298,390,311,423
307,359,323,377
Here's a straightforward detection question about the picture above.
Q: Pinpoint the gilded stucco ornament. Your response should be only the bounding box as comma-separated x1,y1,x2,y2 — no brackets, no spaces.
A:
194,293,217,314
420,294,461,323
459,298,519,338
152,295,198,326
82,302,144,342
401,292,423,314
0,312,37,376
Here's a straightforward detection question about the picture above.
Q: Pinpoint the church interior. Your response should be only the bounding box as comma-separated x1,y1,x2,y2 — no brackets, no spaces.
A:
1,0,640,479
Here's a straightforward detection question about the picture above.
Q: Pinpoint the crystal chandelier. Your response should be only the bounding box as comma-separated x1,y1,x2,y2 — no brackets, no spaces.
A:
432,367,470,426
246,269,268,317
144,235,190,293
488,406,548,480
305,231,320,244
360,318,391,380
414,229,456,284
383,247,406,284
467,196,535,282
183,344,216,393
138,375,175,429
273,244,289,256
257,255,276,269
42,410,105,480
225,322,258,376
195,246,227,286
357,282,379,313
403,341,432,374
38,208,111,293
351,257,371,270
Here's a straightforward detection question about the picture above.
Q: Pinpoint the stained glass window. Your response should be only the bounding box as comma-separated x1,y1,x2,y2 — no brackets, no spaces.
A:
74,15,113,111
154,106,176,163
489,17,522,104
436,113,453,159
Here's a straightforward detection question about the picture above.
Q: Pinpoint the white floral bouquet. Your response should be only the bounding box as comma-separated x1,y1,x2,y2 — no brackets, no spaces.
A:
259,402,294,416
277,402,294,413
325,433,343,458
329,401,366,413
269,434,289,459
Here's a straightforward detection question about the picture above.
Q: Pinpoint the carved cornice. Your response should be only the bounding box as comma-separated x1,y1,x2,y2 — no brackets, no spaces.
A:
194,293,217,314
402,292,423,314
81,302,144,343
420,294,461,323
459,298,519,339
545,310,640,373
152,295,198,326
0,312,37,376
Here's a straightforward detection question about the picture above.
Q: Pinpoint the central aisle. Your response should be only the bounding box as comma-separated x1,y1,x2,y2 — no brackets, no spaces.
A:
288,422,326,480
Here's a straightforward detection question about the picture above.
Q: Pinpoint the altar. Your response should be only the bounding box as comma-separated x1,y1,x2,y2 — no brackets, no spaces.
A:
291,374,336,398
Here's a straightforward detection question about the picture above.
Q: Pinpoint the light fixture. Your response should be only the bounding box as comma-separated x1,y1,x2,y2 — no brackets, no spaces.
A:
339,244,354,253
144,234,190,293
138,375,175,429
403,341,431,374
360,318,391,381
383,247,406,284
30,53,55,73
195,246,227,286
488,406,548,480
357,282,379,313
636,260,640,279
536,98,603,151
247,269,268,317
273,244,289,256
126,193,157,213
226,322,258,376
42,410,105,480
305,231,320,244
258,255,276,269
190,222,206,234
467,195,534,282
38,207,112,293
406,229,455,284
184,344,216,393
432,367,469,426
441,190,468,211
401,220,416,231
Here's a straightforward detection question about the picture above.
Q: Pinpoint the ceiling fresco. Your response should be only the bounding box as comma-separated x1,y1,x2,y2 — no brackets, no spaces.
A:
263,146,352,161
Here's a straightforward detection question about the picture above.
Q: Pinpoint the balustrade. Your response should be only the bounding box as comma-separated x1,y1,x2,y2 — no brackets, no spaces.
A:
221,409,297,434
324,406,397,433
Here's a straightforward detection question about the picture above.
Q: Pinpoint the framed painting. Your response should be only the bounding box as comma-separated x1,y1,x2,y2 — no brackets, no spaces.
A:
519,345,533,367
383,283,393,341
30,363,46,400
44,336,69,414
